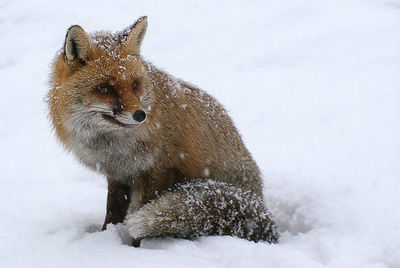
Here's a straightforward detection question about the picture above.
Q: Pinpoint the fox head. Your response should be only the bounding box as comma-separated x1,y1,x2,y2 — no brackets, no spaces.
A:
49,17,155,145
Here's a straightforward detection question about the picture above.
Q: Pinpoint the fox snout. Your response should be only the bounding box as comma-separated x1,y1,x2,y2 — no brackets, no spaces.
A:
96,104,147,127
111,105,146,124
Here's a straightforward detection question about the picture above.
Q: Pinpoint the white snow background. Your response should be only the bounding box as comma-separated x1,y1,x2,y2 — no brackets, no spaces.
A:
1,0,399,267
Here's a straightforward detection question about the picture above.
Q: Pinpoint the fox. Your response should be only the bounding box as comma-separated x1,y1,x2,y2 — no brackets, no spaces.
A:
47,16,279,246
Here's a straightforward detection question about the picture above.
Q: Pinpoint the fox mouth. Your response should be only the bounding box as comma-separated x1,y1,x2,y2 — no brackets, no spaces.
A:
101,114,138,128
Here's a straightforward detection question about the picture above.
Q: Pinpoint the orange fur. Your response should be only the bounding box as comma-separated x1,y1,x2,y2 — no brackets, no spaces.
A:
47,17,278,245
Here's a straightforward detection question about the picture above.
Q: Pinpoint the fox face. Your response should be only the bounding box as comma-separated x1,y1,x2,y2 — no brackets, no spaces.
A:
64,54,153,133
74,62,149,127
48,17,158,179
49,17,153,136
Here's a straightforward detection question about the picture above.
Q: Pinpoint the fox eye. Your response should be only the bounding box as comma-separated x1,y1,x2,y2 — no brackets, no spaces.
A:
132,80,140,92
97,85,113,95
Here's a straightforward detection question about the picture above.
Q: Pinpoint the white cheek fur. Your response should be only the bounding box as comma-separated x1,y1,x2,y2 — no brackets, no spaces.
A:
64,102,155,182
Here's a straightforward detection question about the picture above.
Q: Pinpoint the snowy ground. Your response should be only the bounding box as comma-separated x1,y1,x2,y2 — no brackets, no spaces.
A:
1,0,400,267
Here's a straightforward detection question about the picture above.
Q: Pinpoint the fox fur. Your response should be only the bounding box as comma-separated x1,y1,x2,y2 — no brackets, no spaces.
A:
47,16,279,246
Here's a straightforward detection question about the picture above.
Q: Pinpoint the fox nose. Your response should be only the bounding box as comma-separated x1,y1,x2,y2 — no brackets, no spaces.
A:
133,110,146,122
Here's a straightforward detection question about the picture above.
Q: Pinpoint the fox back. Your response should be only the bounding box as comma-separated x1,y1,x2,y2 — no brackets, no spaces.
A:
47,17,279,245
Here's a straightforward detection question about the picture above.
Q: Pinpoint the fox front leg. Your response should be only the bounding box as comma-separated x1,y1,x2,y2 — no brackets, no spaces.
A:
102,178,132,231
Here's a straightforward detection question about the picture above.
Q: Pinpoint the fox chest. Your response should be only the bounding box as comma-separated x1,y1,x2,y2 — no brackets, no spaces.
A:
68,131,155,181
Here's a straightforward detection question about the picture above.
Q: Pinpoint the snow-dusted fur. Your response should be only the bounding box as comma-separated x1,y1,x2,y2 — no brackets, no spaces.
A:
125,180,278,243
47,17,279,246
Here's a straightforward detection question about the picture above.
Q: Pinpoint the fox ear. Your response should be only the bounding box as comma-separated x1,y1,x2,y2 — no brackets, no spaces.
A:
64,25,92,65
125,16,148,55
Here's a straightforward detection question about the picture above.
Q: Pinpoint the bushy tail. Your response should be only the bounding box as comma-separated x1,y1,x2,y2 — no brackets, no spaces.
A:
125,180,279,244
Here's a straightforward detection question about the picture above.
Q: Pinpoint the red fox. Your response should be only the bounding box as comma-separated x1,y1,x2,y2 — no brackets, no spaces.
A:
47,16,279,246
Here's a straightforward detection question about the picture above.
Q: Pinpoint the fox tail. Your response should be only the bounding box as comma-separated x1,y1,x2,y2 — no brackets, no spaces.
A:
125,180,279,245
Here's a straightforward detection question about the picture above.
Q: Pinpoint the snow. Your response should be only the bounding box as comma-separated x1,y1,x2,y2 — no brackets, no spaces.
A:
1,0,399,267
